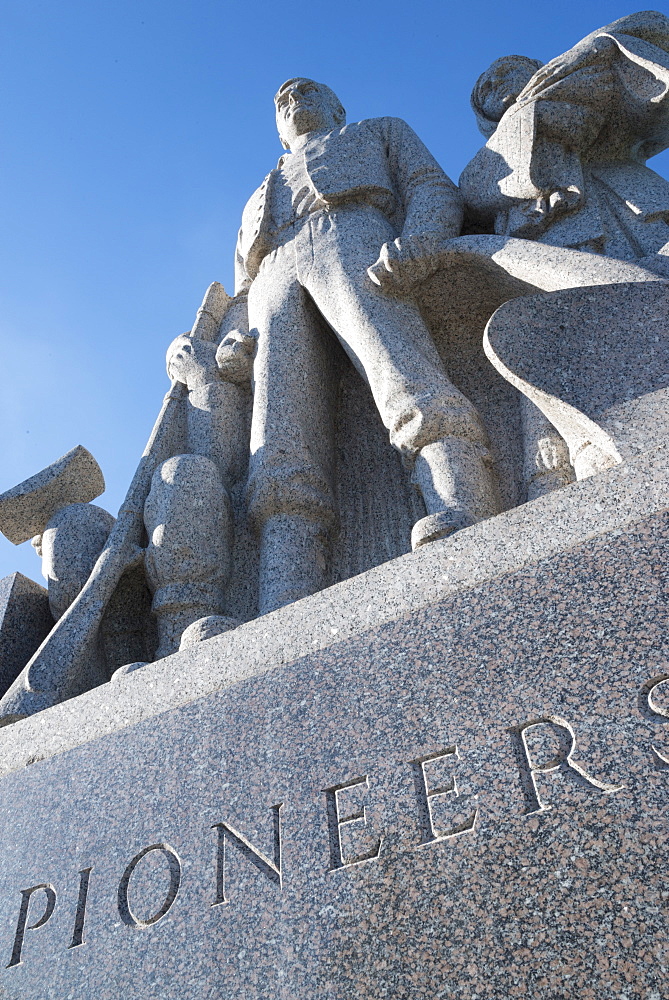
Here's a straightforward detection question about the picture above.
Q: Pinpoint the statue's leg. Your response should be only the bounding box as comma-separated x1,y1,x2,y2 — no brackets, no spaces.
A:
521,396,574,500
247,247,338,615
39,503,115,621
301,208,499,549
144,454,231,658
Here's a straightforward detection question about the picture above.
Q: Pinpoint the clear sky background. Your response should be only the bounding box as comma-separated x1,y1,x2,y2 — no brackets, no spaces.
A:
1,0,667,583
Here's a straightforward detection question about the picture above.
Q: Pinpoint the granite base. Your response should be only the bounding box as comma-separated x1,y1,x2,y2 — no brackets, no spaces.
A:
0,467,666,997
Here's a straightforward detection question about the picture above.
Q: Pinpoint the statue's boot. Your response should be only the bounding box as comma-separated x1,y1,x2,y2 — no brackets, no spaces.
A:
410,437,499,550
258,513,330,615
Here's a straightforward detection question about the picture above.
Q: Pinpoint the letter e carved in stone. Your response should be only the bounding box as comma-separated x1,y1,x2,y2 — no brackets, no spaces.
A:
410,746,478,845
324,776,383,871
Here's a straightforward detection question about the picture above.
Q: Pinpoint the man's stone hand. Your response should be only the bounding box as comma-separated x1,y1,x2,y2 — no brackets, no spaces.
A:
535,434,571,473
215,329,256,385
166,334,221,390
367,233,445,294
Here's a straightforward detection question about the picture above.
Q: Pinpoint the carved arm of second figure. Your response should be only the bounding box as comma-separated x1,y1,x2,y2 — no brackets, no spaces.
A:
143,299,253,658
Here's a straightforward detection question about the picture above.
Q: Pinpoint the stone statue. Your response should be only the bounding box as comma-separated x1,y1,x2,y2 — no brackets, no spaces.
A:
143,323,251,658
459,10,669,498
3,43,668,725
460,11,669,262
226,77,499,615
0,285,254,718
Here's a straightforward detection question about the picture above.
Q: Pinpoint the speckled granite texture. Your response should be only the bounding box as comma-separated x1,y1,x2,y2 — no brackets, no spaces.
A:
0,573,52,697
0,504,666,998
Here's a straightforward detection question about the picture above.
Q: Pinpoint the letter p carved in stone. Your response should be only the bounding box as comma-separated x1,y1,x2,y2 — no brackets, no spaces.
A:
6,883,57,968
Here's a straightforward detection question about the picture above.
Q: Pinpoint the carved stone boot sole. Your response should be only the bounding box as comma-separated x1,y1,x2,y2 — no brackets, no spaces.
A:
411,509,477,551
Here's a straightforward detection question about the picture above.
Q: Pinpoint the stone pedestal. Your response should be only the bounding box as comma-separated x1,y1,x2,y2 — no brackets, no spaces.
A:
0,447,667,999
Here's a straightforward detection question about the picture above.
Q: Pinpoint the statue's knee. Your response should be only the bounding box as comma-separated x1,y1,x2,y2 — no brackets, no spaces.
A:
144,455,232,589
150,454,223,495
389,394,488,457
40,503,115,620
246,466,337,535
145,455,230,529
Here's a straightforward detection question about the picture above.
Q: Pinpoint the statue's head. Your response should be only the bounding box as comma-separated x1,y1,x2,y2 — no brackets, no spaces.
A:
471,55,543,137
275,78,346,150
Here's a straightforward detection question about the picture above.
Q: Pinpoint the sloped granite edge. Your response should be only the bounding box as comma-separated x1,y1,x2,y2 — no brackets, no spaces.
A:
0,443,667,778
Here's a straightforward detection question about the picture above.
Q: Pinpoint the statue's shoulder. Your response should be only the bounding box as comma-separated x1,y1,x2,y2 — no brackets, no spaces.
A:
332,117,412,146
347,115,410,132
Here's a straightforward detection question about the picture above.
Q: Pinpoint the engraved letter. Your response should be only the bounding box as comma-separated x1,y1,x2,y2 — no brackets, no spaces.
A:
512,715,624,814
117,844,181,928
324,776,383,871
211,803,282,906
646,675,669,765
68,867,93,949
410,747,477,844
6,883,57,968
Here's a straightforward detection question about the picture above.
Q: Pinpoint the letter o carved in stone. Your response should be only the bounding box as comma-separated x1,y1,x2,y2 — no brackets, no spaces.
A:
117,843,182,929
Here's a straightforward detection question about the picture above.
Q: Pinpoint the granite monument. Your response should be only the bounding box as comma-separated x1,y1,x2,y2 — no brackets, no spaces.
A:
0,12,667,997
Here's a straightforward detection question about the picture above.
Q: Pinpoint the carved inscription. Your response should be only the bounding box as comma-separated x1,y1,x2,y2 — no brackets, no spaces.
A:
117,844,182,928
68,867,92,949
212,803,283,905
7,883,57,968
646,675,669,765
3,701,642,967
410,747,477,844
511,715,624,814
324,775,383,870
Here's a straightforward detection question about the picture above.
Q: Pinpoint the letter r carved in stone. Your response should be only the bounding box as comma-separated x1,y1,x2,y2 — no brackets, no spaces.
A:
645,675,669,766
511,715,624,815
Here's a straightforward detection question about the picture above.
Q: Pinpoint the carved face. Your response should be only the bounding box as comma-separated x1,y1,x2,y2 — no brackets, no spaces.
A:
274,78,344,149
471,55,542,136
478,64,533,120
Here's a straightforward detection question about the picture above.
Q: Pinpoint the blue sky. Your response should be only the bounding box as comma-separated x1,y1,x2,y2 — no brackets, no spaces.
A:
1,0,667,583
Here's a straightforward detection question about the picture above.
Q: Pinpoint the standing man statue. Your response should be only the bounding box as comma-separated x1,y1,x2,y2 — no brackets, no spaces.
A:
218,77,499,615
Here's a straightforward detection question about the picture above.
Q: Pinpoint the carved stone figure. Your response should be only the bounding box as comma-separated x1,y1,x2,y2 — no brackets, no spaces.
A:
2,39,668,726
227,77,499,614
143,326,251,657
460,11,669,261
460,11,669,498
